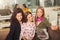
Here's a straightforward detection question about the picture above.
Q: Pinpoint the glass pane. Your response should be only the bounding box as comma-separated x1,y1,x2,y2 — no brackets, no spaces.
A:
44,0,52,7
44,0,60,7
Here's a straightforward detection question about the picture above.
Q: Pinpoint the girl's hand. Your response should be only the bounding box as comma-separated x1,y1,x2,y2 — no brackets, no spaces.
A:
51,25,58,30
30,37,33,40
22,36,26,40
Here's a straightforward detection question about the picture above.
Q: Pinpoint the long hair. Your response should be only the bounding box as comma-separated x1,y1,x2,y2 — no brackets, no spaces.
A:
13,4,19,11
11,8,24,24
35,6,45,24
23,4,27,8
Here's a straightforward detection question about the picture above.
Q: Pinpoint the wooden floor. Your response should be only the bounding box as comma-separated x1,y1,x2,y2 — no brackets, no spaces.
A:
0,28,10,40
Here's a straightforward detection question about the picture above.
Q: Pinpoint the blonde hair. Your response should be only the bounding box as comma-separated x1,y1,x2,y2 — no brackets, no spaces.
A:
35,6,45,24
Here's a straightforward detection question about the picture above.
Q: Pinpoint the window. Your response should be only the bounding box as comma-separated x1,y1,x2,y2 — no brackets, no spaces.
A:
44,0,60,7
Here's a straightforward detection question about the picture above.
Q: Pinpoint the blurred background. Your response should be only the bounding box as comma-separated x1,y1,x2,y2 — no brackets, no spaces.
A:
0,0,60,40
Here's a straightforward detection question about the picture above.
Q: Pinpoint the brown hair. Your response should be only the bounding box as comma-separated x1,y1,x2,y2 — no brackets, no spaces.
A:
36,6,44,17
13,4,19,11
11,8,24,23
23,11,32,23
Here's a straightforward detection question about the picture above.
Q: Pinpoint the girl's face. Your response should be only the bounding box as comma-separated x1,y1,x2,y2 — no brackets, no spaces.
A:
27,14,33,22
22,5,25,8
36,9,43,18
16,13,22,22
17,5,20,8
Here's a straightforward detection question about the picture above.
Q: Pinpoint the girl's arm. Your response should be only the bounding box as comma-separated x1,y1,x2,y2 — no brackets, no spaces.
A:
5,23,15,40
30,23,36,40
22,36,26,40
43,18,51,27
43,18,58,30
21,23,27,40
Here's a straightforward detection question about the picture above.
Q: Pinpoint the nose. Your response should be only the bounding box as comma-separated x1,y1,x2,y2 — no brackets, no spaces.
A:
18,17,21,19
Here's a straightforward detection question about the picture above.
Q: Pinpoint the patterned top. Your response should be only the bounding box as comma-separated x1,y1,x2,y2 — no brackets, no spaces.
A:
20,22,36,40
